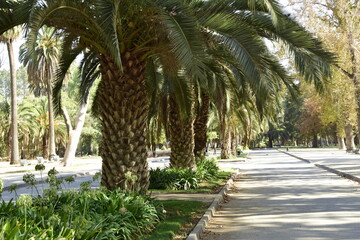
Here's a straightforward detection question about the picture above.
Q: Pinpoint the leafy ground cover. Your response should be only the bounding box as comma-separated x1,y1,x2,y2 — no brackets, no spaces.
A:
0,189,164,240
143,200,207,240
0,158,230,239
149,158,232,193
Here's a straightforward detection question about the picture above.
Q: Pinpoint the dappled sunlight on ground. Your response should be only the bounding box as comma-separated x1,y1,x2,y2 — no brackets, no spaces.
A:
202,149,360,240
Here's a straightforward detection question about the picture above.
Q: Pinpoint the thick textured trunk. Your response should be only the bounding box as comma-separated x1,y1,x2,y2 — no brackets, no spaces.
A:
194,93,210,160
338,137,346,150
345,124,354,151
62,101,89,167
47,76,57,159
7,41,19,165
98,52,149,192
169,97,195,169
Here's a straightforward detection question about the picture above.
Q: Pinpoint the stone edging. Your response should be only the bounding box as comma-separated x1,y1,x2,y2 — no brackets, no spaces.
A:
186,170,239,240
277,149,360,184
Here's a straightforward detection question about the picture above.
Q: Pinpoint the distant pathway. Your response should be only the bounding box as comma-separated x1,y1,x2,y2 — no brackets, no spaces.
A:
202,149,360,240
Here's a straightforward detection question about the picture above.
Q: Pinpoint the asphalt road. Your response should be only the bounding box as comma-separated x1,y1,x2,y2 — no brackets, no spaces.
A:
202,149,360,240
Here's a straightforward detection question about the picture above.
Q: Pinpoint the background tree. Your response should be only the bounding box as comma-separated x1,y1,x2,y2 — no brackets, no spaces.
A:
20,27,61,159
0,27,20,164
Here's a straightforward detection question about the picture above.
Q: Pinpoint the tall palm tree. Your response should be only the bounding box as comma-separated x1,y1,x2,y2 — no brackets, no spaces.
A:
0,27,20,165
0,0,335,190
19,27,61,159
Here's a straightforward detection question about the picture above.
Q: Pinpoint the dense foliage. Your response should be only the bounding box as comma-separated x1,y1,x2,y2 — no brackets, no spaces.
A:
149,158,220,190
0,189,163,240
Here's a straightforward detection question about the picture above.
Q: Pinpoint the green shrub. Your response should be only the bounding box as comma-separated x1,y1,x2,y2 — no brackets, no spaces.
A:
149,168,199,190
0,190,164,240
196,158,219,180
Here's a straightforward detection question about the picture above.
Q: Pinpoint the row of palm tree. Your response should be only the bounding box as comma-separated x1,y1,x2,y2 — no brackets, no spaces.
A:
0,97,67,159
0,0,335,192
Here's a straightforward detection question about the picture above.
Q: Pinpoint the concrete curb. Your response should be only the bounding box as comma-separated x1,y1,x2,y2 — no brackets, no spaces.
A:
186,170,239,240
277,149,360,184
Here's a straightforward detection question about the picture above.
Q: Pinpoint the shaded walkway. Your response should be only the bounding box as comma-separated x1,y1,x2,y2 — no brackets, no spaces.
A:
201,149,360,240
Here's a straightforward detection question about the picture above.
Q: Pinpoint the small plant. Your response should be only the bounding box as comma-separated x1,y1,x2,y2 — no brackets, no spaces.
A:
16,194,33,208
80,181,92,192
93,172,102,182
124,171,138,191
196,158,219,180
23,173,40,195
64,176,75,189
48,167,59,177
47,168,63,190
9,184,18,199
35,163,45,190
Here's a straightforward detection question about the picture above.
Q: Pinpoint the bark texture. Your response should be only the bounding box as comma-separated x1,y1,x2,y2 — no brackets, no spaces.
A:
169,97,195,169
219,115,231,159
194,93,210,160
98,52,149,192
7,41,19,165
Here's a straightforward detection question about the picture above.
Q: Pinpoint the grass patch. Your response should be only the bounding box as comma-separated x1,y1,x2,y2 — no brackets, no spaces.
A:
144,200,207,240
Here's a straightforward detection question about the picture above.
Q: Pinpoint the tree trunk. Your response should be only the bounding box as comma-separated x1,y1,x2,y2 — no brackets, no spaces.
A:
42,133,49,159
169,97,195,169
230,131,236,155
345,31,360,150
98,52,149,192
338,137,346,150
62,100,89,167
345,124,354,151
46,76,57,159
268,135,274,148
312,134,318,148
7,41,19,165
194,93,210,160
219,115,231,159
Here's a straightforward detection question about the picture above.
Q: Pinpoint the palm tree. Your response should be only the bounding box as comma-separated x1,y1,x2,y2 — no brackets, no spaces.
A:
19,27,61,160
0,0,335,190
194,92,211,160
0,27,20,165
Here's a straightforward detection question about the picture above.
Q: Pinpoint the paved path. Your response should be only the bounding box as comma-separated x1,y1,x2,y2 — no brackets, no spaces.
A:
201,149,360,240
281,148,360,180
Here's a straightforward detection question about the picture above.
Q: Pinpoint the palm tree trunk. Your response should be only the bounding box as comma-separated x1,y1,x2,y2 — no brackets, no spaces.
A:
98,53,149,192
7,41,19,165
219,114,231,159
47,76,57,159
194,93,210,160
169,97,196,169
42,133,49,159
230,130,236,155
